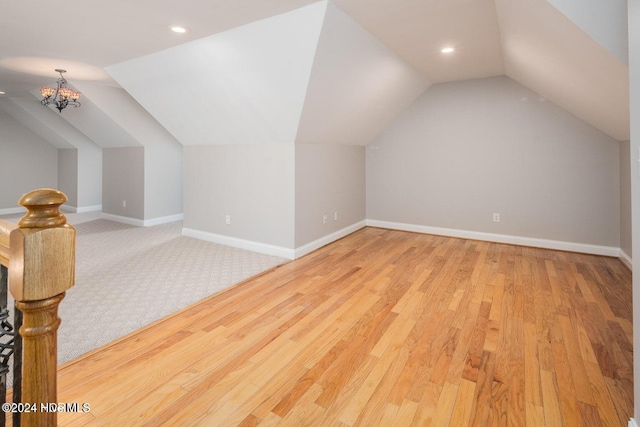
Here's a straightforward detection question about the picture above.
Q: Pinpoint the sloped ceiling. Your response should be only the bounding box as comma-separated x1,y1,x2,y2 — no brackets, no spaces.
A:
0,98,80,149
108,1,430,146
295,2,430,146
0,95,140,149
332,0,505,83
31,91,143,148
497,0,629,141
71,83,181,149
546,0,628,65
0,0,318,93
107,2,327,145
0,0,630,142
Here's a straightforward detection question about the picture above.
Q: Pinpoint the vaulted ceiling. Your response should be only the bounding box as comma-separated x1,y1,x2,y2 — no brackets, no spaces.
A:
0,0,629,142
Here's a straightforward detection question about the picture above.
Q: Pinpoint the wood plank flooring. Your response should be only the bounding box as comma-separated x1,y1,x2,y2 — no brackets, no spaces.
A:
8,227,633,426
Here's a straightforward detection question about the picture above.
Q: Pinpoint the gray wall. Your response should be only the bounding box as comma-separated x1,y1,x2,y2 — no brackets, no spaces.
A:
0,109,58,210
58,149,78,208
295,144,365,247
184,144,295,248
367,76,620,247
620,140,632,257
77,144,103,209
102,147,144,219
145,142,183,220
71,83,181,218
59,146,103,211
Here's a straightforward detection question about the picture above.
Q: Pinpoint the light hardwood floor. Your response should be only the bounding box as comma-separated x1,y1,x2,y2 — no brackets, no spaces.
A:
10,227,633,426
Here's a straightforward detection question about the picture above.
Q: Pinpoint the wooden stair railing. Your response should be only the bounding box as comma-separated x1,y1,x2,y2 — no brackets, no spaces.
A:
0,189,75,427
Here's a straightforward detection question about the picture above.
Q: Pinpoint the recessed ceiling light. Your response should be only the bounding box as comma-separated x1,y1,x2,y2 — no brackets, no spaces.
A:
169,26,188,34
0,91,5,95
441,47,455,53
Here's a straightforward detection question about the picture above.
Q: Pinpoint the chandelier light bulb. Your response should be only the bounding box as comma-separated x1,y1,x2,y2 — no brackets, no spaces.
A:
59,87,72,99
40,87,55,98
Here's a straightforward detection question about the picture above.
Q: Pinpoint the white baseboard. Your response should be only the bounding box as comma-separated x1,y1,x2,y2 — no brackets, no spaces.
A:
0,207,23,215
101,213,145,227
65,210,102,225
619,249,632,270
366,220,621,258
182,228,295,259
77,204,102,214
294,221,367,259
629,418,638,427
143,213,184,227
102,213,184,228
183,221,367,260
62,204,102,213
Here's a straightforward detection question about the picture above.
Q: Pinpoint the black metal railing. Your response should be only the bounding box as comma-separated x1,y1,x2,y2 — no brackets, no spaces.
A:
0,264,22,427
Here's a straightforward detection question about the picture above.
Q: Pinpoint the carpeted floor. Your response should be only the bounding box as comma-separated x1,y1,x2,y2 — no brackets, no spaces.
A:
3,217,287,364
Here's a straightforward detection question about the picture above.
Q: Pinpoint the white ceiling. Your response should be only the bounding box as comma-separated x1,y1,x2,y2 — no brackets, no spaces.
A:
332,0,505,83
107,2,328,146
0,0,630,140
0,0,316,92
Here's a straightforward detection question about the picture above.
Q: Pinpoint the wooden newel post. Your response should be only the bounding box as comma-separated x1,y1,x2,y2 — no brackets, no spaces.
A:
9,189,75,427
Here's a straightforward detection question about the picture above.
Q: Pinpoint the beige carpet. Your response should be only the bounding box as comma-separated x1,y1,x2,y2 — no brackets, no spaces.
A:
3,217,287,364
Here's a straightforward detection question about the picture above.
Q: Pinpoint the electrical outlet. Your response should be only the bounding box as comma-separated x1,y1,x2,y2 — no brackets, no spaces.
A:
323,214,328,224
493,213,500,222
225,215,231,225
122,200,126,208
334,211,338,221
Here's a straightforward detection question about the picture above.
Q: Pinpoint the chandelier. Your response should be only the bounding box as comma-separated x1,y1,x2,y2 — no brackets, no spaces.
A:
40,69,81,113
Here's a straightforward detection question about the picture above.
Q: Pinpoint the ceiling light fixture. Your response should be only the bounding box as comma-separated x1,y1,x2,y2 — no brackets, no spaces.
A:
40,69,81,113
441,47,455,53
169,25,188,33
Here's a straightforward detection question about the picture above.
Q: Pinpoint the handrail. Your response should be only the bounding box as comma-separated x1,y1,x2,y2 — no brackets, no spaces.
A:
4,189,75,427
1,213,22,427
0,220,17,268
